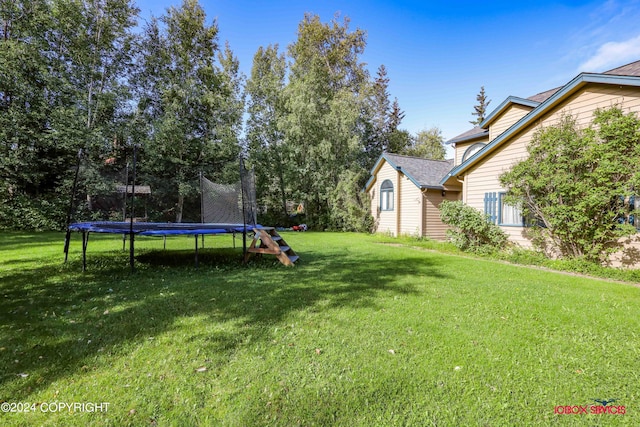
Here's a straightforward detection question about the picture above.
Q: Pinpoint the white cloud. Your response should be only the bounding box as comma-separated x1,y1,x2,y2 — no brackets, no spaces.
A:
578,34,640,72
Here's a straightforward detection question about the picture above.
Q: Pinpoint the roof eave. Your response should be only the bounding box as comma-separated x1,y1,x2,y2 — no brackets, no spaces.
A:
480,96,540,128
440,73,640,185
364,154,388,191
446,129,489,145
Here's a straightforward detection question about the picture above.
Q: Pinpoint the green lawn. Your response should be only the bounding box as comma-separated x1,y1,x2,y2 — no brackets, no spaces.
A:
1,231,639,426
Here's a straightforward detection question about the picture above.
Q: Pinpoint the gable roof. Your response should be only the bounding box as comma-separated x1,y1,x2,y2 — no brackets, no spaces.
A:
527,87,561,103
365,153,454,191
440,71,640,185
446,126,489,145
480,96,540,128
445,60,640,148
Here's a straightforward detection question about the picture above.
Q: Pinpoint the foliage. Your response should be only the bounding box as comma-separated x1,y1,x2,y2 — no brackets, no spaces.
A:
0,0,138,228
2,4,411,231
0,191,65,230
280,13,370,229
361,66,411,167
135,0,242,222
403,126,445,159
500,107,640,262
439,200,507,253
245,44,289,222
328,169,374,232
470,85,491,125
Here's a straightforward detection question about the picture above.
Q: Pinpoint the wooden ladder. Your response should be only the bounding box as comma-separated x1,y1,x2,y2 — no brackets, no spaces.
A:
244,227,299,266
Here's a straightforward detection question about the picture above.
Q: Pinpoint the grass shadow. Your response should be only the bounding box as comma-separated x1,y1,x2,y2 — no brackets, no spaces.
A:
0,234,450,400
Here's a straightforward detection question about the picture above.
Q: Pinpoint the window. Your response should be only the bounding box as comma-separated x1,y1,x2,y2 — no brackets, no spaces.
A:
380,180,394,211
484,192,530,226
462,142,486,163
499,193,525,226
617,195,640,231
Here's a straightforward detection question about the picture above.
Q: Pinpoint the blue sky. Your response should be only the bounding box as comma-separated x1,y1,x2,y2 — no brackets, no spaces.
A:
135,0,640,151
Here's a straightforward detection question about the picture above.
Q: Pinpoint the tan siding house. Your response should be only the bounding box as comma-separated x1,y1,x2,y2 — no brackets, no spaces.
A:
367,60,640,254
366,153,460,238
441,59,640,249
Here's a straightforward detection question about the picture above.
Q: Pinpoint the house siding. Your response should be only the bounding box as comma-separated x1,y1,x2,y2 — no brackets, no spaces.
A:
398,174,423,236
454,140,475,166
370,161,399,235
464,84,640,247
488,104,532,141
423,189,460,240
454,137,490,166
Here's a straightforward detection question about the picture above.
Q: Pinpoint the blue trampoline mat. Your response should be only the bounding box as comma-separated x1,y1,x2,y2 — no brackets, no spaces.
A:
68,221,260,235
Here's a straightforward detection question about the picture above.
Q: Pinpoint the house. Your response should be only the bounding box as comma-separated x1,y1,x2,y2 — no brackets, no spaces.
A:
365,153,460,238
366,59,640,245
440,59,640,247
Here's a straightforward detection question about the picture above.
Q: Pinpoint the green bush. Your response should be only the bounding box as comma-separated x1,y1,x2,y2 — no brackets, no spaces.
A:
0,193,67,231
439,200,507,254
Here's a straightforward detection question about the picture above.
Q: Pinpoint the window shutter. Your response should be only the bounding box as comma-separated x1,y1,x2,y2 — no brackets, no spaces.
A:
484,192,497,223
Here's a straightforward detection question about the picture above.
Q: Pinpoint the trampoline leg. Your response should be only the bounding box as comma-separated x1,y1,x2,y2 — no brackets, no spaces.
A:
64,230,71,263
195,234,199,268
129,231,135,272
82,231,88,272
163,235,166,250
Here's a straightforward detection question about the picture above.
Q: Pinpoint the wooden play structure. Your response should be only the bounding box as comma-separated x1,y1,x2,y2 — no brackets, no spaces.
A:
244,227,299,266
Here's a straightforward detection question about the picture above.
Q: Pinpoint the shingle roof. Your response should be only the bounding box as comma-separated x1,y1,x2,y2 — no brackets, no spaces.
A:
602,59,640,76
446,61,640,148
527,87,561,103
383,153,454,188
441,72,640,185
446,126,489,145
525,60,640,103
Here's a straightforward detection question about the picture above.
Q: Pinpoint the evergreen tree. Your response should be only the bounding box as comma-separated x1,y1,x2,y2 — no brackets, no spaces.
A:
362,67,411,166
362,65,391,164
470,86,491,126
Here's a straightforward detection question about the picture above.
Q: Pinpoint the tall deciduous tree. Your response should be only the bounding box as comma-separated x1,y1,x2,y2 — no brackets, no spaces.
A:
282,13,369,229
245,44,289,222
136,0,241,222
500,107,640,262
1,0,52,197
0,0,138,229
51,0,138,207
404,127,445,160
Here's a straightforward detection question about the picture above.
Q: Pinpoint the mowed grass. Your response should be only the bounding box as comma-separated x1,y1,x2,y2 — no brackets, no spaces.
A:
1,231,639,426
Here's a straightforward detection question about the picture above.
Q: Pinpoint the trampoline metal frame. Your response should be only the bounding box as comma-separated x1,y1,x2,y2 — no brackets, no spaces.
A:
66,221,262,271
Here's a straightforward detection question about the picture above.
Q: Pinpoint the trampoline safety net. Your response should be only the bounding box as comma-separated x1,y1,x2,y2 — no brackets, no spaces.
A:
200,162,257,226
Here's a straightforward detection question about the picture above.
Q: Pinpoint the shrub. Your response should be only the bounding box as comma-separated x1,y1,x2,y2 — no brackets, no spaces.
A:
439,200,507,254
0,193,67,231
499,108,640,262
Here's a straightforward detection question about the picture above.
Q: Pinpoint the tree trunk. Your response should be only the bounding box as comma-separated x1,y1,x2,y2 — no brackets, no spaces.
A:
176,194,184,223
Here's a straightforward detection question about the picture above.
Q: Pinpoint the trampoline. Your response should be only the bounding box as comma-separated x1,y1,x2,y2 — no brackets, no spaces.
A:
66,221,263,270
63,148,270,271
